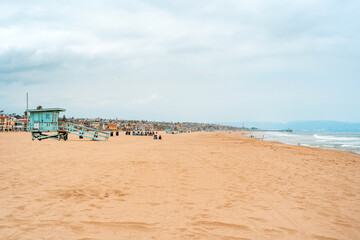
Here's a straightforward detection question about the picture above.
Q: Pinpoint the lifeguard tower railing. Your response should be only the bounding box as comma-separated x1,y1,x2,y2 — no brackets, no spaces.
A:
28,122,109,141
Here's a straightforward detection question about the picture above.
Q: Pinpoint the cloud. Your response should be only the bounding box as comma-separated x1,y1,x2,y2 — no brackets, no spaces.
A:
0,48,61,74
0,0,359,121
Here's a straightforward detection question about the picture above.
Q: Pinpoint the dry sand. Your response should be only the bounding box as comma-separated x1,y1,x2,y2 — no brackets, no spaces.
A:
0,131,359,240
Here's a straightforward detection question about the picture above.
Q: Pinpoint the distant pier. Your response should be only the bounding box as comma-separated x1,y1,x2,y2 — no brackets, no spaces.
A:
259,129,293,132
250,129,293,133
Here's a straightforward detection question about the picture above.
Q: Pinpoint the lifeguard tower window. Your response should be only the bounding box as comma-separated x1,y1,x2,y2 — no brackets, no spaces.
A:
46,114,50,120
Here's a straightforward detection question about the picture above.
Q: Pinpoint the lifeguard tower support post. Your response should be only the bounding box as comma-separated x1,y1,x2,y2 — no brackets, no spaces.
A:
28,107,109,141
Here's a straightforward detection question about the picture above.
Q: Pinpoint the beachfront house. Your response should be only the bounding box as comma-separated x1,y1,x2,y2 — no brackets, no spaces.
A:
8,117,16,131
15,119,27,131
91,122,102,130
0,116,8,131
108,124,117,131
118,123,127,130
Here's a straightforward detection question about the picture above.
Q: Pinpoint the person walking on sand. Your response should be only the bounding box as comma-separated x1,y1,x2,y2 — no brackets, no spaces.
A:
159,135,162,140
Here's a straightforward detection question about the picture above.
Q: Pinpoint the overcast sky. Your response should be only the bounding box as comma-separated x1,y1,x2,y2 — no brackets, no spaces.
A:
1,0,359,122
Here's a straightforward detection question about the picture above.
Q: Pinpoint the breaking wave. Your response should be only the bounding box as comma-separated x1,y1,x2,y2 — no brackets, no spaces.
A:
250,132,360,154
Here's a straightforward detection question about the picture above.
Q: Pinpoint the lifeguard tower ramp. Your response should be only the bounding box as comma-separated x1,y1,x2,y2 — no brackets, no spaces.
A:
59,123,109,141
28,108,109,141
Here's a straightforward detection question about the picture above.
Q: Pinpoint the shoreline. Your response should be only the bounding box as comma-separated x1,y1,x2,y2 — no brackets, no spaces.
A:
244,130,360,156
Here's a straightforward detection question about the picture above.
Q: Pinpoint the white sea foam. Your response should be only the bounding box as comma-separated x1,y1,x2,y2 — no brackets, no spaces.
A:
250,131,360,154
313,134,359,141
341,144,360,148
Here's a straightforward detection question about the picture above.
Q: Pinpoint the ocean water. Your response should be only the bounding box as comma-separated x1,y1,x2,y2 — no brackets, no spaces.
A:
250,131,360,154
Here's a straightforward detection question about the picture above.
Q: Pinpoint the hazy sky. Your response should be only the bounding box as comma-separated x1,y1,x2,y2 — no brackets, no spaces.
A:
1,0,359,122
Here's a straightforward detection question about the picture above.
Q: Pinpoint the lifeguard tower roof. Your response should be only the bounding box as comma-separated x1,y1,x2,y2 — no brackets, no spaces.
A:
28,108,66,113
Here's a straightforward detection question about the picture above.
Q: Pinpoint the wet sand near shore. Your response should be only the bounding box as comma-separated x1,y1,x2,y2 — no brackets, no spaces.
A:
0,132,359,239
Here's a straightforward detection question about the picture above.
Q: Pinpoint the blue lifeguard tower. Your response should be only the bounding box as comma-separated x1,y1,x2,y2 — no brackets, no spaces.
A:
28,107,109,141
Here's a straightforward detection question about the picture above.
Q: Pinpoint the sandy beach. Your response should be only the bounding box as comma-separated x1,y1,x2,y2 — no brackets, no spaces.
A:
0,131,359,239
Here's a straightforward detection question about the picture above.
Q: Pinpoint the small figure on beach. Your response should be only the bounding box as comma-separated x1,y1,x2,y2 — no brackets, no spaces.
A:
159,135,162,140
154,135,158,139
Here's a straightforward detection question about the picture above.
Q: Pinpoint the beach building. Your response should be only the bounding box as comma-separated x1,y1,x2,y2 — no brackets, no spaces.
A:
15,119,27,131
8,117,16,131
129,123,137,131
165,128,179,134
144,125,153,132
108,124,117,131
91,122,102,130
118,123,127,130
0,116,8,131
